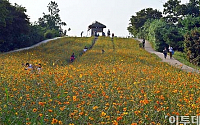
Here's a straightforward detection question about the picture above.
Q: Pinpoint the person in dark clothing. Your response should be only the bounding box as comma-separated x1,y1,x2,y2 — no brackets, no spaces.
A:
102,49,105,54
70,53,75,62
112,33,114,38
142,38,145,48
81,31,84,37
107,29,110,37
163,47,168,59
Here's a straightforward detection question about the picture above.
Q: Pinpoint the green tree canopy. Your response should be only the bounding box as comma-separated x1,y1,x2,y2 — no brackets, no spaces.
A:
178,16,200,34
0,0,8,27
163,0,182,23
186,0,200,17
127,8,162,37
162,25,184,51
163,0,200,23
147,19,168,51
0,1,30,51
37,1,66,35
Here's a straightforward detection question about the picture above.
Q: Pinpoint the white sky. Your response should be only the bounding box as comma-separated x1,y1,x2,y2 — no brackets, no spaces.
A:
9,0,189,37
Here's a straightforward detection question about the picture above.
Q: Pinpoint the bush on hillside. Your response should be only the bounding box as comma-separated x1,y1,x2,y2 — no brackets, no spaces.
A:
184,28,200,65
162,25,184,51
44,29,60,39
147,19,168,52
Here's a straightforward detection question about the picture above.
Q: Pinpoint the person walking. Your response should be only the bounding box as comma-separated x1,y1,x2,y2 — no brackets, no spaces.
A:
81,31,84,37
112,33,114,39
107,29,110,37
142,38,145,48
163,47,168,59
168,45,173,59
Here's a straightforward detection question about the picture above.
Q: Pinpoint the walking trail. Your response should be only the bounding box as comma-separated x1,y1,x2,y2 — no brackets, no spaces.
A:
136,39,200,74
3,37,61,54
4,36,97,55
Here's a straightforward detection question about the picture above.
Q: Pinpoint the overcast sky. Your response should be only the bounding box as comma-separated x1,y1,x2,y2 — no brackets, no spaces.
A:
9,0,189,37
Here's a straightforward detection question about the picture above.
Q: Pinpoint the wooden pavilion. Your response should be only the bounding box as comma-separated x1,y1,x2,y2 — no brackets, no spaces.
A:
88,21,106,36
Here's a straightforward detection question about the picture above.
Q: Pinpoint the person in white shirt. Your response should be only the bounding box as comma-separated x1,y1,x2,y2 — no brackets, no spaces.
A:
168,45,173,59
83,46,88,52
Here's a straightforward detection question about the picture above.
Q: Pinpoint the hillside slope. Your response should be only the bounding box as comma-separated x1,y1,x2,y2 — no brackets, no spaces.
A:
0,37,200,124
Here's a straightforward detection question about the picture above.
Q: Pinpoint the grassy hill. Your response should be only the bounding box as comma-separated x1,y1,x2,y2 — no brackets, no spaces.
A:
0,37,200,124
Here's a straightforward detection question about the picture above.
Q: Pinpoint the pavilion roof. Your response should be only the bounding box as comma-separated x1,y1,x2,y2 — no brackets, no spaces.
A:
88,21,106,28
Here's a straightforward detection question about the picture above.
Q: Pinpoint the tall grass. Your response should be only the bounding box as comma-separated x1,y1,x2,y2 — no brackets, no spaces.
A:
173,51,200,70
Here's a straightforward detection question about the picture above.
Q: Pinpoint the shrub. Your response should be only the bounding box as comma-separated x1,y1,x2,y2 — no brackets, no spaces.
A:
184,28,200,65
44,29,60,39
147,19,167,52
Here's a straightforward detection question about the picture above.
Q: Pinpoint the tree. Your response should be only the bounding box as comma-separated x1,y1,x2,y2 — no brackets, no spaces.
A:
186,0,200,17
0,1,30,52
48,1,60,16
163,0,200,23
137,19,153,39
38,1,66,35
0,0,8,27
147,19,168,51
178,16,200,33
163,0,182,23
162,25,184,51
127,8,162,37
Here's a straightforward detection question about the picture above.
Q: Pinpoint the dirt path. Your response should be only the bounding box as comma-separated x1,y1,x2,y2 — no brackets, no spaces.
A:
136,39,200,73
3,37,61,54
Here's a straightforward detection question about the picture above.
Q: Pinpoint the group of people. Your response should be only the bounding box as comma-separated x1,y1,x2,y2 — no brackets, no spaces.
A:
23,63,42,73
90,29,114,37
69,45,89,62
163,45,174,59
142,38,174,59
107,29,115,38
70,44,106,62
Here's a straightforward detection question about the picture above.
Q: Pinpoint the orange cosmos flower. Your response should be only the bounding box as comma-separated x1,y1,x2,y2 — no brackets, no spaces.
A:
69,112,75,118
160,95,165,100
48,109,53,112
89,117,94,120
58,121,63,125
38,102,46,106
32,108,37,112
131,123,137,125
116,116,122,121
64,101,70,105
93,106,98,110
112,120,118,125
51,118,58,124
88,94,92,98
79,112,84,115
60,106,65,111
101,111,106,117
123,107,127,111
73,96,77,101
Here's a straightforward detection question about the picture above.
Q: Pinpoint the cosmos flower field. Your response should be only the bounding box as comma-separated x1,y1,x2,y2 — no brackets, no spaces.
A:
0,37,200,124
